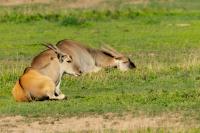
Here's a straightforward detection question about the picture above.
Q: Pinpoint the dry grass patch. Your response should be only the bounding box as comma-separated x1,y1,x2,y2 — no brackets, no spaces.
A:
0,0,51,6
0,0,105,8
0,113,198,132
66,0,103,9
129,0,149,4
128,0,175,5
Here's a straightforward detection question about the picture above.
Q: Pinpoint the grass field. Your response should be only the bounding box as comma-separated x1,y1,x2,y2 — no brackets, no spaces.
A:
0,0,200,132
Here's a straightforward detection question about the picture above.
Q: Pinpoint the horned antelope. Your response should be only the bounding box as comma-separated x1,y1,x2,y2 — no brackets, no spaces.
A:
56,39,136,74
12,44,81,102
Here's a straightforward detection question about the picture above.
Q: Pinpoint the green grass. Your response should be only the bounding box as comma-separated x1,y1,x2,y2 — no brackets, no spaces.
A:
0,0,200,126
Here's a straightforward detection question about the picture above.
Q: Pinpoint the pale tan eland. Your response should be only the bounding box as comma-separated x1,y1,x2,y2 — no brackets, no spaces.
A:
12,44,81,102
56,39,136,74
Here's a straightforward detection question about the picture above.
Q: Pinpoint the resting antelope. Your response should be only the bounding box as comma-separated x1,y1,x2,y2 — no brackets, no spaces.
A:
56,39,136,74
12,44,81,102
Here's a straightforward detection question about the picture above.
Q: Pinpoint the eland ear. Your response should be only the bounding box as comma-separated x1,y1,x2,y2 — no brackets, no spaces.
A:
114,56,124,60
101,45,123,58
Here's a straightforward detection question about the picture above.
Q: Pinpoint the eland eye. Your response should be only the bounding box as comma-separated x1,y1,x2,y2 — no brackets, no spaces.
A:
67,60,72,63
